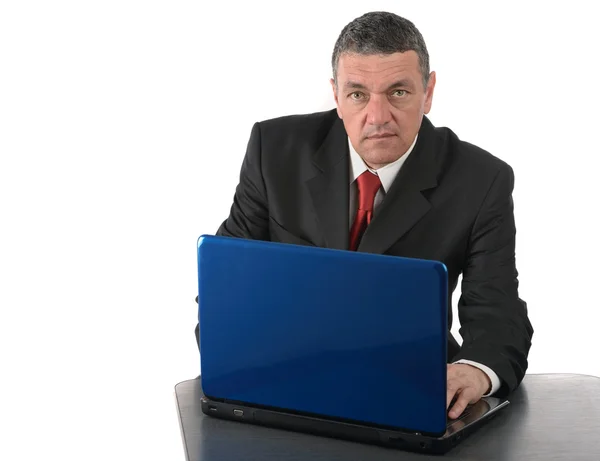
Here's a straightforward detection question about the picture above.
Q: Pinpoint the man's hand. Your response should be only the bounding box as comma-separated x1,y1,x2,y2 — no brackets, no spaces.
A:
447,364,491,419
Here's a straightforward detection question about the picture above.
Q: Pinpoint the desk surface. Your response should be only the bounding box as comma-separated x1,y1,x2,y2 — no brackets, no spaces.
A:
174,374,600,460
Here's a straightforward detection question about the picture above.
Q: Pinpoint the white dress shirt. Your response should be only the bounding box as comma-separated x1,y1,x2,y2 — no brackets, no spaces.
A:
347,135,501,397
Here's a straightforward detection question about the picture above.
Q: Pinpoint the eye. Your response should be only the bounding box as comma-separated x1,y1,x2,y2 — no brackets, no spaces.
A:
392,89,407,97
349,91,365,100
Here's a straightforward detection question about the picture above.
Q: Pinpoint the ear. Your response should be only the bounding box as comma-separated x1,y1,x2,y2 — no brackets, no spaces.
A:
423,71,436,114
330,78,342,119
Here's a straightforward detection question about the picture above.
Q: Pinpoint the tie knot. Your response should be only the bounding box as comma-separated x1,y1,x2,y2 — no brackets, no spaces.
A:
356,171,381,211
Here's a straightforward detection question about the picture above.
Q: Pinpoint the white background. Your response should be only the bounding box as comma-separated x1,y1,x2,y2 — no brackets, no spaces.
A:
1,1,598,460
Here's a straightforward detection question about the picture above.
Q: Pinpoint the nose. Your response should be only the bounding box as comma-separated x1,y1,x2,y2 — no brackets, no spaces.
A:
366,95,392,126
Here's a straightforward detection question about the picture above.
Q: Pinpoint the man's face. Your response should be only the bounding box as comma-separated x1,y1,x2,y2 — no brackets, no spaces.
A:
331,51,436,169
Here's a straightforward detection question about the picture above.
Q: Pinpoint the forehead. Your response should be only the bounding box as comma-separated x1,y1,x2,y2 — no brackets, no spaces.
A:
337,51,421,90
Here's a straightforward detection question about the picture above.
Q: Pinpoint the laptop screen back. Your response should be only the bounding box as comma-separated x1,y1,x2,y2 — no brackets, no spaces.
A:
197,235,448,435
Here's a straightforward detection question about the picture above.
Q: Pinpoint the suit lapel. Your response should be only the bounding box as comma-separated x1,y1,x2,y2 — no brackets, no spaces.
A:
305,117,350,250
358,116,441,254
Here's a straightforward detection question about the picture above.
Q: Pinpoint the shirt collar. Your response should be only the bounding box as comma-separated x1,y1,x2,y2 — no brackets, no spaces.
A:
348,134,418,193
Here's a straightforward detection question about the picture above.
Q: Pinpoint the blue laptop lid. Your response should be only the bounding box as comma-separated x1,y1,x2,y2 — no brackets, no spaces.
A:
197,235,448,436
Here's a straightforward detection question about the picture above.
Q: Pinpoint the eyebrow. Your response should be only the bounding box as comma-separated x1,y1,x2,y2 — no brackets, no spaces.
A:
344,80,413,92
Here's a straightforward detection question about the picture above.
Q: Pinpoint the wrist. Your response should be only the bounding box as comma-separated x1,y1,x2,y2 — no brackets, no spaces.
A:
463,363,492,395
479,369,492,395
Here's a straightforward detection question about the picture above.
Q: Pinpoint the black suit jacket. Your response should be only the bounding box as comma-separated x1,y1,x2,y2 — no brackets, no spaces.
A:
201,109,533,396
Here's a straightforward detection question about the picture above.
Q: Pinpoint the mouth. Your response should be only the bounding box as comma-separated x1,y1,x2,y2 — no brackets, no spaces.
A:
367,133,396,139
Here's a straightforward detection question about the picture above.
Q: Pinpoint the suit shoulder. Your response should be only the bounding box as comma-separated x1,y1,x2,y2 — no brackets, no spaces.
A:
258,108,338,128
255,109,339,144
437,126,514,177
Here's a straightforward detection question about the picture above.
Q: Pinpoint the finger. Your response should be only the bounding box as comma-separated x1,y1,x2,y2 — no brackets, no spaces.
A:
448,387,477,419
448,417,466,432
446,380,460,409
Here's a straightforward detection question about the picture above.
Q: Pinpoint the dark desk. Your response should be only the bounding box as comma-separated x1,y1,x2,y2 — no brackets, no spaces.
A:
174,374,600,460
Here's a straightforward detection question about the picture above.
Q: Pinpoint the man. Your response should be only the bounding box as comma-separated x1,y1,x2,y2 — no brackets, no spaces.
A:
197,11,533,419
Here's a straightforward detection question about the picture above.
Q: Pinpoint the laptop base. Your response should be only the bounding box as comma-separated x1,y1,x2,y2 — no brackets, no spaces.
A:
200,395,509,455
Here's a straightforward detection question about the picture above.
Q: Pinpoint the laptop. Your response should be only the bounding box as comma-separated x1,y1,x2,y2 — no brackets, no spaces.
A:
196,234,509,454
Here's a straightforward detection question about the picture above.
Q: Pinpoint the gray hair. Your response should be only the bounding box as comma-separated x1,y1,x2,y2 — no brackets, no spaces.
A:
331,11,430,88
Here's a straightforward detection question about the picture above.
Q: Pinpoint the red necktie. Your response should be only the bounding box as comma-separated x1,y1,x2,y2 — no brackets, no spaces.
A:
349,171,382,251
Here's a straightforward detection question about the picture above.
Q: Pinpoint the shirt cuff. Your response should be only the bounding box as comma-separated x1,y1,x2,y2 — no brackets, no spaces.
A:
453,359,501,396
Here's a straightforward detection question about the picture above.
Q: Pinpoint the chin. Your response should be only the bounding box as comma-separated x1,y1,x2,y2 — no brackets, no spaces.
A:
362,154,399,168
362,146,404,166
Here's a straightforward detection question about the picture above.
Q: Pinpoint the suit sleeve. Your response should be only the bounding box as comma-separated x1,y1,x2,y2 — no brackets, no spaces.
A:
215,122,270,240
195,122,270,350
452,163,534,396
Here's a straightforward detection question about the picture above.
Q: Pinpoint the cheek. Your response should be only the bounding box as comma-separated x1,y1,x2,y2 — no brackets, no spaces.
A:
341,116,364,143
338,105,357,123
347,117,365,137
392,106,419,127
